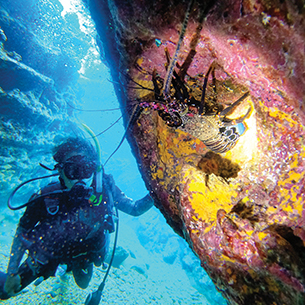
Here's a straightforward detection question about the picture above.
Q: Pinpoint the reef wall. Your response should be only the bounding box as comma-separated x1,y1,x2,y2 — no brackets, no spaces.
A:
86,0,305,304
0,0,88,202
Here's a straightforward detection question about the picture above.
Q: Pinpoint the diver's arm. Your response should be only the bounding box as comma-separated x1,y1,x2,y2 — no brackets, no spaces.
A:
6,227,26,276
103,174,154,216
4,233,23,295
7,194,42,275
115,189,154,216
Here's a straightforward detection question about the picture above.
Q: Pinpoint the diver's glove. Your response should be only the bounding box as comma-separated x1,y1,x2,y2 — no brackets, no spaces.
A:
4,274,21,296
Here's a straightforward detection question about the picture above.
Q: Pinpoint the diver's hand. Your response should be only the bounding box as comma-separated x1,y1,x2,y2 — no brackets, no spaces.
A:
4,274,21,296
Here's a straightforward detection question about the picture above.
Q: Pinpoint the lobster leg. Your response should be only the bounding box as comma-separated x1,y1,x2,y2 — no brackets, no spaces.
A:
220,92,250,123
199,62,217,115
152,69,162,101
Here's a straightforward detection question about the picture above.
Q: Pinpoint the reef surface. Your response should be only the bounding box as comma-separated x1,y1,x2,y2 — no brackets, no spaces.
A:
86,0,305,304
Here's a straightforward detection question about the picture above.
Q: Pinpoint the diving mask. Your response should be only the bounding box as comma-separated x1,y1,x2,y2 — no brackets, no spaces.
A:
56,155,96,180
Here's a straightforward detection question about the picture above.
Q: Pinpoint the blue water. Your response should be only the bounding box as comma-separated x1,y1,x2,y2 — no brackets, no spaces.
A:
0,0,226,303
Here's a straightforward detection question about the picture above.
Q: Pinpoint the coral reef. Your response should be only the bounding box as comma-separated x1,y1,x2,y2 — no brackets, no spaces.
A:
0,0,86,202
86,0,305,303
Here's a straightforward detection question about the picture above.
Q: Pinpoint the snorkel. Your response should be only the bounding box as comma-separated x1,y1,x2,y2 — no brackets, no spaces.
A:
81,123,103,202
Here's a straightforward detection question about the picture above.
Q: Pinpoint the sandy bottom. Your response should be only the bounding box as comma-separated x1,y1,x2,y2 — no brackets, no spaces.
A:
0,208,225,305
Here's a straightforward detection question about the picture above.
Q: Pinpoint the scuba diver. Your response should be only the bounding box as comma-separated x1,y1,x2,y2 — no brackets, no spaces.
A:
0,137,154,300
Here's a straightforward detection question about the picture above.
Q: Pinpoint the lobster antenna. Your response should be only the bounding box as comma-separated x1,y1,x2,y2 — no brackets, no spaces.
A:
162,0,195,100
103,104,142,167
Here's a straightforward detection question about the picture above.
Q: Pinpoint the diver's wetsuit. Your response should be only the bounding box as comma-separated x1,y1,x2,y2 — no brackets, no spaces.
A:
1,173,153,298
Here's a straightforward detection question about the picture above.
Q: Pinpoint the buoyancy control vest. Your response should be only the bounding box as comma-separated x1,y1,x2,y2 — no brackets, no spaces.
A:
20,178,114,266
